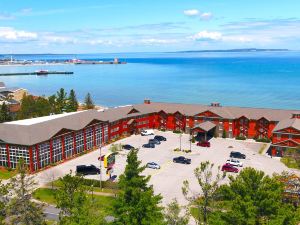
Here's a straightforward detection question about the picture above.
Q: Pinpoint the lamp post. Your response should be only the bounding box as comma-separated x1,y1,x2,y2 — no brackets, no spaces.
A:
99,145,102,190
189,132,192,152
179,133,182,151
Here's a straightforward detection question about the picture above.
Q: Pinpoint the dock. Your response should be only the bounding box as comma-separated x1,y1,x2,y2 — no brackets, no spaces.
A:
0,71,74,76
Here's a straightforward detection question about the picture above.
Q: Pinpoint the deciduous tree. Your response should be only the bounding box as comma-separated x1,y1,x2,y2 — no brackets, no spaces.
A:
6,159,45,225
0,180,8,225
113,149,164,225
182,161,225,225
0,102,12,122
164,198,190,225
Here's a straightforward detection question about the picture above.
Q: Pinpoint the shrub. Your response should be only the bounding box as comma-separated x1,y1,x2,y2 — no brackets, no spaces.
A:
160,128,166,132
173,148,181,152
255,137,271,143
191,136,195,143
173,130,182,134
235,136,246,140
222,130,227,138
82,178,119,189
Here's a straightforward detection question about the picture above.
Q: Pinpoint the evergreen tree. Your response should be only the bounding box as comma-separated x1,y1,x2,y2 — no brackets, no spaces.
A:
6,159,45,225
0,102,12,123
17,94,36,119
48,94,58,114
66,89,78,112
113,149,164,225
84,92,95,109
56,88,67,113
34,97,51,117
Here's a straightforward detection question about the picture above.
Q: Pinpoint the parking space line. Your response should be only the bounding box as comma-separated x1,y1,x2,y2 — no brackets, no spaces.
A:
149,160,172,176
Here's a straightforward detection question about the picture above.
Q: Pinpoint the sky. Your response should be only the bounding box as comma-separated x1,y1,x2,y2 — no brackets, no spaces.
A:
0,0,300,53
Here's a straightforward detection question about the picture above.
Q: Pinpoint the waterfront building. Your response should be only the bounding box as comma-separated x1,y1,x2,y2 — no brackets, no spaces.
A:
0,100,299,172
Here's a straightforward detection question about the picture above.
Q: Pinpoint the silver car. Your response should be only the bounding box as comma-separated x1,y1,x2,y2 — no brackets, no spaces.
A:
146,162,160,169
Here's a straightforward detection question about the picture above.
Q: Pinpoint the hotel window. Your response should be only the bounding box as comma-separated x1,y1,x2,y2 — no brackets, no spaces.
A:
76,131,84,154
31,146,38,171
64,134,74,159
104,125,109,142
86,127,94,150
0,145,7,167
277,134,281,140
123,125,127,128
38,142,50,169
95,125,103,147
289,134,293,139
52,138,63,163
9,145,29,169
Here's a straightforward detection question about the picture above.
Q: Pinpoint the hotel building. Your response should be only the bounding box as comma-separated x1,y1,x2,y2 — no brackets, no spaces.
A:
0,100,299,173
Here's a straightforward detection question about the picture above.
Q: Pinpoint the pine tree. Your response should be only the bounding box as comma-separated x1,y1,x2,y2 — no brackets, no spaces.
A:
84,92,95,110
56,88,67,113
66,89,78,112
114,149,164,225
6,159,45,225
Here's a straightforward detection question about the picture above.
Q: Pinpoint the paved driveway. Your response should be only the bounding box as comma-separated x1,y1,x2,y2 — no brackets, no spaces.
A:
34,131,300,206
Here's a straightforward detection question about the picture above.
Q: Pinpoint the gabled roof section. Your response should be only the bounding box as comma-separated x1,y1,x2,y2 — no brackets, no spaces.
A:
194,110,222,118
272,139,300,147
273,118,300,132
127,108,140,114
192,121,216,132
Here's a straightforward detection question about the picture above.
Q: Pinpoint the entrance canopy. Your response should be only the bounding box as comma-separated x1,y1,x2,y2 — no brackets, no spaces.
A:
192,121,216,133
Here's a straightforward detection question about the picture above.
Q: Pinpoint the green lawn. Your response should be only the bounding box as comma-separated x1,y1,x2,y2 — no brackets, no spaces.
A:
0,169,17,179
281,157,300,169
32,188,57,205
33,188,115,216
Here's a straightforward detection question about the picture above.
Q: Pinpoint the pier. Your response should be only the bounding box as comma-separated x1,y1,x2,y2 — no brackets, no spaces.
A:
0,71,74,76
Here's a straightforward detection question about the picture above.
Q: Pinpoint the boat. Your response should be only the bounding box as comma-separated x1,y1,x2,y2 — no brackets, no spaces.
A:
35,70,49,75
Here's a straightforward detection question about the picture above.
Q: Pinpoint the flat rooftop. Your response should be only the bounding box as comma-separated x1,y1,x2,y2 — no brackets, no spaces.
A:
4,111,84,126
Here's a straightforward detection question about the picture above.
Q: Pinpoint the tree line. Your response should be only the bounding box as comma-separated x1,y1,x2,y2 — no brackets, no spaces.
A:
0,88,96,122
0,151,300,224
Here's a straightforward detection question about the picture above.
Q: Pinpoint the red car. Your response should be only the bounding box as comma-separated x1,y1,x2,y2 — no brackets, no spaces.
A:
221,163,239,173
197,141,210,147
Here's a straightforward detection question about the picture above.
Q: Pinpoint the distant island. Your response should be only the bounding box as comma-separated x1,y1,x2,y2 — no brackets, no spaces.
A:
175,48,289,53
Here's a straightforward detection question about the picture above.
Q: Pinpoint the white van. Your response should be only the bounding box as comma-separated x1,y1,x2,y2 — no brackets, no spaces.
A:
141,129,154,136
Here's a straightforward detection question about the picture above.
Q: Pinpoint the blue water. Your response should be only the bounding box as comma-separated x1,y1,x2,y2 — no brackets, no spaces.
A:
0,52,299,109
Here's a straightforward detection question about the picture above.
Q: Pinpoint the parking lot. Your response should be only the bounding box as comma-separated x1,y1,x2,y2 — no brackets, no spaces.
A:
35,130,300,206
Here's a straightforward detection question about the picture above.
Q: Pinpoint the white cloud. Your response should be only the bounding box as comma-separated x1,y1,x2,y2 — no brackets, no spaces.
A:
0,27,37,40
184,9,213,20
42,35,77,44
190,31,223,41
0,13,15,20
140,38,178,45
200,12,213,20
183,9,200,17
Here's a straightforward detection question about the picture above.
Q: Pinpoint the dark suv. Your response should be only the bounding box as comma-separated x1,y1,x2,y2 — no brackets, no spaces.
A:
149,139,161,145
76,165,100,175
173,156,191,164
230,151,246,159
154,135,167,141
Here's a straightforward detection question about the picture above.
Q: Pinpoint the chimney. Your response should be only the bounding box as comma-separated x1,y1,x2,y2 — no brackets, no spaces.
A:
210,102,221,107
144,99,151,104
292,113,300,119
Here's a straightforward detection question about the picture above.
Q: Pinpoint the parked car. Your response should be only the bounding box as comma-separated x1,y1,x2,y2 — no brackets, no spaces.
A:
154,135,167,141
122,144,134,150
230,151,246,159
76,165,100,175
149,139,161,145
226,158,243,167
146,162,160,169
142,143,155,148
141,129,154,136
197,141,211,147
221,163,239,173
173,156,191,164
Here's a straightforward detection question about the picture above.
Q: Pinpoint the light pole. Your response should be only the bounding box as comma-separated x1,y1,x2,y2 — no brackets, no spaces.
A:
99,145,102,190
179,133,182,151
189,132,192,152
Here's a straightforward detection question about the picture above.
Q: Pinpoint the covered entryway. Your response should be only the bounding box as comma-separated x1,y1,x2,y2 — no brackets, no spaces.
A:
191,121,216,141
127,119,137,135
